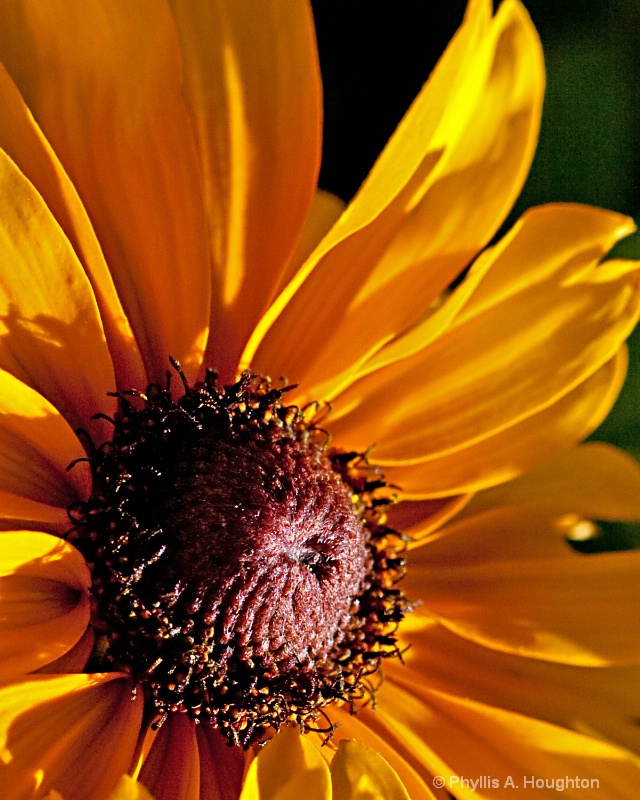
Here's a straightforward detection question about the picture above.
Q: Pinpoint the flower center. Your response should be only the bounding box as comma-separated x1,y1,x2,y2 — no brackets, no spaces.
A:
69,365,407,747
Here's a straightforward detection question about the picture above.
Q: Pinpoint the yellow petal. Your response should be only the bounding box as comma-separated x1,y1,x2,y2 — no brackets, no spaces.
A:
0,491,69,534
327,256,639,463
361,202,636,381
382,351,625,498
464,441,640,520
331,740,411,800
35,627,94,674
0,149,115,434
374,681,640,799
168,0,322,382
327,708,439,800
387,616,640,758
0,531,90,678
138,713,199,800
106,776,155,800
0,61,145,391
245,0,544,401
0,368,90,507
405,505,640,665
240,727,331,800
0,0,211,384
0,672,143,800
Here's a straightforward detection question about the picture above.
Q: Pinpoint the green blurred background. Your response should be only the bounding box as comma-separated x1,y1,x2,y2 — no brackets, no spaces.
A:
311,0,640,548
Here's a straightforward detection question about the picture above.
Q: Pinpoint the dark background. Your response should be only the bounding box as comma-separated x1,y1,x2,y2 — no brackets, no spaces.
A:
311,0,640,547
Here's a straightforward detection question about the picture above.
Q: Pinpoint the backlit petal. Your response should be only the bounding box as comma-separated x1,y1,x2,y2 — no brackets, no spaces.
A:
382,351,625,498
245,0,544,401
0,672,143,800
0,149,115,433
240,727,331,800
0,0,211,384
0,61,145,390
330,740,411,800
168,0,321,381
197,725,246,800
0,531,89,678
404,506,640,665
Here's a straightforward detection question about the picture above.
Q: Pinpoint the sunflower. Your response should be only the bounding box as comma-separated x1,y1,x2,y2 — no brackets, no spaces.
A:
1,0,640,798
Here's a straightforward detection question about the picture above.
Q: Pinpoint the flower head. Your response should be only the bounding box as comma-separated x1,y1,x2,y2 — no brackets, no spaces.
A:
1,0,640,798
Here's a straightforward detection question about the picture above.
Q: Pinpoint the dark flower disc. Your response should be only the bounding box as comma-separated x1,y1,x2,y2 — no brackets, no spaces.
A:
69,364,408,747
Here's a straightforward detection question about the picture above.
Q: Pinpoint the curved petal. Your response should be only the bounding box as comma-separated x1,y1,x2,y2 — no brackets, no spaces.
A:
326,256,640,463
245,0,544,400
168,0,322,381
387,616,640,758
374,681,640,800
404,506,640,665
0,0,211,384
326,707,440,800
382,351,625,498
138,713,200,800
0,672,143,800
330,740,411,800
0,491,70,534
240,727,331,800
0,149,115,434
0,61,145,390
0,368,90,506
35,627,94,675
0,531,90,678
464,442,640,521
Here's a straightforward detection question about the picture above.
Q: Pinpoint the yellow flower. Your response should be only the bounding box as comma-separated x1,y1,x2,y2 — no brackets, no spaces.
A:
0,0,640,798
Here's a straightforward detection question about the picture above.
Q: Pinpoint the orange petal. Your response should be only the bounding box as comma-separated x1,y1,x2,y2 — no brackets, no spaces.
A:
245,0,544,401
327,256,640,463
35,627,94,675
0,149,115,434
405,505,640,665
374,681,640,799
0,61,144,391
381,351,625,498
0,531,89,678
0,0,211,384
462,441,640,521
387,616,640,758
0,672,143,800
138,713,200,800
0,491,70,534
240,727,331,800
196,725,246,800
168,0,322,382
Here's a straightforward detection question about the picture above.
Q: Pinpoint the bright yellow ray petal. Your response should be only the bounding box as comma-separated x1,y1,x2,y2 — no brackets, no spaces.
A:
387,616,640,758
381,350,625,498
0,491,69,534
0,368,90,506
0,0,211,385
464,441,640,521
0,673,143,800
168,0,322,382
240,727,331,800
374,682,640,799
331,740,411,800
0,61,145,391
245,0,544,402
139,713,200,800
360,203,636,381
327,257,639,463
0,149,115,435
405,505,640,665
106,776,156,800
0,531,90,678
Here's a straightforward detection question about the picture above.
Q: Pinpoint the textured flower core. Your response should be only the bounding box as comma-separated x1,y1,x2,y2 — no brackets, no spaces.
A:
69,365,408,746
